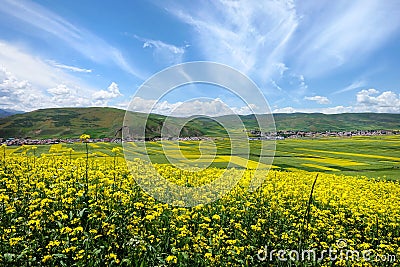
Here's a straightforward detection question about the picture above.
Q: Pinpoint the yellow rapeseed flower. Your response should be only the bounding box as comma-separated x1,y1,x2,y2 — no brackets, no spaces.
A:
42,255,52,263
166,255,177,264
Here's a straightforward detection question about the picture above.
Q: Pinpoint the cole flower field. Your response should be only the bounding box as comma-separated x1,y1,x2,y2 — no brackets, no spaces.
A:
0,141,399,266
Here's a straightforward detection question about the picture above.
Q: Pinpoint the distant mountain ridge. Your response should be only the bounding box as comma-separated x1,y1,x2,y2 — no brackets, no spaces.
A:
0,109,24,118
0,107,399,138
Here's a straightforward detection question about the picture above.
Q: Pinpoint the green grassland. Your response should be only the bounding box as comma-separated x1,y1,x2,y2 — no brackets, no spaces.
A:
7,135,400,180
273,136,400,180
0,108,206,139
1,107,400,138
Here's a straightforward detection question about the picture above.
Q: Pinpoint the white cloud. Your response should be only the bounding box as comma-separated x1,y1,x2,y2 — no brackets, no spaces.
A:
49,61,92,73
0,41,101,111
126,97,258,117
166,1,299,80
0,67,95,111
356,89,400,112
274,89,400,113
0,63,122,111
0,0,145,79
304,95,330,104
333,80,367,95
272,106,297,113
47,84,91,107
356,89,380,104
269,68,309,101
274,62,289,77
92,82,122,106
0,41,80,89
273,105,353,114
136,36,187,65
0,67,50,111
47,84,72,95
163,0,400,104
270,80,283,92
292,0,400,76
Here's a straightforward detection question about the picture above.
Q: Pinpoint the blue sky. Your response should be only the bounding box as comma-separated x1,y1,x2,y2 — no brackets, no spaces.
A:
0,0,399,115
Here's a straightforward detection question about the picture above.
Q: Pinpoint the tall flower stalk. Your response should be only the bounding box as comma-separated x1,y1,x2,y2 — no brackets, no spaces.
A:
31,146,37,168
111,147,121,191
1,144,6,169
80,134,91,195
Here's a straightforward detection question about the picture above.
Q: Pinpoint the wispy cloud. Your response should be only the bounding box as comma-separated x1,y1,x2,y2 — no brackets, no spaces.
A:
48,61,92,73
0,41,123,111
134,35,188,65
163,0,400,101
332,80,367,95
291,0,400,77
0,0,146,79
165,1,299,82
0,41,86,89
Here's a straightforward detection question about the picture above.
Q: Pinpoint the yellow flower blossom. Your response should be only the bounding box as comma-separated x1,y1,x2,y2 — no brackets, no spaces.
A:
166,255,177,264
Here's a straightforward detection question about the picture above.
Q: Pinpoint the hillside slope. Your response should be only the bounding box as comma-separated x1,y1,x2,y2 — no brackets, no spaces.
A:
0,107,123,138
0,107,399,138
273,113,400,132
0,107,208,139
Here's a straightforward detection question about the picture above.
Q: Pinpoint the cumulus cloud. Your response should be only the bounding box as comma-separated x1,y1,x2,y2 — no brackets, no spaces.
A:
304,95,330,104
47,84,91,107
46,84,90,107
126,97,258,117
47,84,72,95
273,105,353,114
0,67,48,111
356,89,400,112
0,67,30,92
0,66,121,111
274,89,400,113
272,106,297,113
92,82,122,106
0,41,103,110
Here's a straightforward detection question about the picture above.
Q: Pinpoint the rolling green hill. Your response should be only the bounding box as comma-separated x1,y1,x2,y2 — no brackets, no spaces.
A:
0,107,204,139
0,107,399,139
273,113,400,132
0,107,124,138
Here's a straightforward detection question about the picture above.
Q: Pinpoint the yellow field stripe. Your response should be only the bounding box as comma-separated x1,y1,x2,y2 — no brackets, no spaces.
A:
49,143,69,153
297,148,400,162
91,152,110,157
4,147,19,155
217,155,278,169
302,163,339,171
301,156,367,166
127,142,137,147
88,143,101,148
